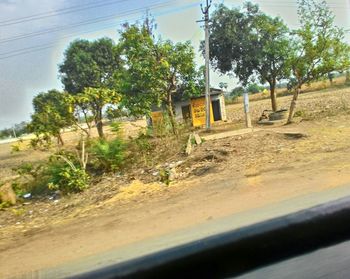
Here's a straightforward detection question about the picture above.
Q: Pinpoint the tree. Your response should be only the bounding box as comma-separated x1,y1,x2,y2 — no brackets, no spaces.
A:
287,0,350,123
75,87,120,137
207,3,291,111
59,38,122,138
28,90,74,145
231,86,245,98
118,24,201,134
247,83,264,94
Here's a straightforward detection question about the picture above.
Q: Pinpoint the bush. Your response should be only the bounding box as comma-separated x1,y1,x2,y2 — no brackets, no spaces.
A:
247,83,264,94
13,151,89,195
231,86,244,98
47,161,89,194
90,138,125,172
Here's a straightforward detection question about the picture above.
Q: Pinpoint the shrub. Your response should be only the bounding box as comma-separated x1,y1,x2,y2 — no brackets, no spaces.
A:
90,138,125,172
13,151,89,195
47,161,89,194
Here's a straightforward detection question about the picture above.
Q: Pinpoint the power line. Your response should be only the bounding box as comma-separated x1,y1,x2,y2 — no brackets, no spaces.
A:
0,1,200,60
0,0,129,27
0,0,178,44
223,0,350,9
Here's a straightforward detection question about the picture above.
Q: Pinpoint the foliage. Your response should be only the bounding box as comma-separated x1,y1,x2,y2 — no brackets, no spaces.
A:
59,38,121,94
29,133,52,150
90,138,125,172
47,158,89,194
118,24,202,134
13,150,89,195
207,2,292,111
247,83,265,94
230,86,245,97
10,143,21,153
73,87,121,138
106,106,128,120
0,122,28,139
59,38,122,138
218,82,228,91
287,0,350,122
27,90,74,145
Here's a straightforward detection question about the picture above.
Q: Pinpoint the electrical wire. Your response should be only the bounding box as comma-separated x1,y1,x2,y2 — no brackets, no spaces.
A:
0,0,129,27
0,1,200,60
0,0,178,44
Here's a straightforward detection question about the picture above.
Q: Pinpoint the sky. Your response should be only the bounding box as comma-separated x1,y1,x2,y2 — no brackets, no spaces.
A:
0,0,349,129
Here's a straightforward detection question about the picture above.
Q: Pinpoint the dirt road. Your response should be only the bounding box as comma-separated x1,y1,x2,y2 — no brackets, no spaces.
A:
1,111,350,278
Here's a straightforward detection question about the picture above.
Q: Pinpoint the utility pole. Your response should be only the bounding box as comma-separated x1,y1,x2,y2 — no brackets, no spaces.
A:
200,0,212,130
243,90,252,128
12,127,17,138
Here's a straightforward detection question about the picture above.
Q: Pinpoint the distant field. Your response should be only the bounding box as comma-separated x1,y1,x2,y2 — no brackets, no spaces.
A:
230,76,348,104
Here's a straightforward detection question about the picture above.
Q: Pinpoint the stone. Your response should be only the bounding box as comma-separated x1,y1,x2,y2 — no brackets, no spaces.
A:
169,168,178,181
0,182,16,205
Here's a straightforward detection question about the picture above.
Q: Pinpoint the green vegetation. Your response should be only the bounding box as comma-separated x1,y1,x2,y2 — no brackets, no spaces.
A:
0,122,28,140
27,90,74,146
18,3,349,199
208,2,291,111
118,23,203,135
90,138,125,172
59,38,122,138
286,0,350,123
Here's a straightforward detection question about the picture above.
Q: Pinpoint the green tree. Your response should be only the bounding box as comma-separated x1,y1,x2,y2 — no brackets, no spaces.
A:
247,83,264,94
231,86,245,98
75,87,120,138
208,3,291,111
28,90,74,145
118,24,200,134
59,38,122,137
287,0,350,123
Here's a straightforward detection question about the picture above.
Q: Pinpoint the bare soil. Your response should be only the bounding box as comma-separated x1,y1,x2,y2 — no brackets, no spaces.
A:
1,87,350,278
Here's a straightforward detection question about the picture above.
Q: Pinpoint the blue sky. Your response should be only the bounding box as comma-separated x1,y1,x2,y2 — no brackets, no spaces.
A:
0,0,349,129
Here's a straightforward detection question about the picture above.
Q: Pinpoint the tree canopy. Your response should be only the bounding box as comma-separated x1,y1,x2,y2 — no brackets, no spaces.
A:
287,0,350,122
59,38,122,137
207,2,291,111
28,90,74,145
117,23,203,133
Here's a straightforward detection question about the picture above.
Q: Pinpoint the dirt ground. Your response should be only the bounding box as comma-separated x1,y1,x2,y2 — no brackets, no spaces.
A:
1,87,350,278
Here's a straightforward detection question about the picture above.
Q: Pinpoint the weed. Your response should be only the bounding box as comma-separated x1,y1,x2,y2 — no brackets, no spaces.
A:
159,168,170,185
11,208,25,216
0,201,11,210
294,110,307,118
90,138,125,172
11,143,20,153
47,162,89,194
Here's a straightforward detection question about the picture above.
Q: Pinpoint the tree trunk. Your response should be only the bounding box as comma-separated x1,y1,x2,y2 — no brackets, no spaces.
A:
95,108,104,138
166,92,177,135
57,133,64,146
287,86,301,124
269,80,277,112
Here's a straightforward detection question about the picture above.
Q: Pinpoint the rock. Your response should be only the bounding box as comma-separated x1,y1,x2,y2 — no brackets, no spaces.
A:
169,168,178,181
174,161,183,167
0,183,16,205
193,133,202,145
23,193,31,199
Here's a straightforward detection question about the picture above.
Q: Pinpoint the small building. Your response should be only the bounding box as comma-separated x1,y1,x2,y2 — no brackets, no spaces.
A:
151,89,227,127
